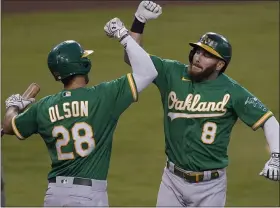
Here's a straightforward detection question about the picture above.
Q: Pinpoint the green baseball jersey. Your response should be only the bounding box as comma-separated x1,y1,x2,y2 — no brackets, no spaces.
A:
12,73,138,180
150,55,273,171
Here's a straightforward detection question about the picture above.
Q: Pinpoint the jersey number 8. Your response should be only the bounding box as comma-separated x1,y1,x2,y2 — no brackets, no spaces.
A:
52,122,95,160
201,122,217,144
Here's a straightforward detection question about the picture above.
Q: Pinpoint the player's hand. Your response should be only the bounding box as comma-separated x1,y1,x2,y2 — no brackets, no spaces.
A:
5,94,35,111
259,152,280,181
135,1,162,23
104,17,129,41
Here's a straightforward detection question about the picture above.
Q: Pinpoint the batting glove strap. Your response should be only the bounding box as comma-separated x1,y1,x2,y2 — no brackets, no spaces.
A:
260,152,280,181
271,152,280,158
119,34,130,45
269,152,280,167
116,27,129,40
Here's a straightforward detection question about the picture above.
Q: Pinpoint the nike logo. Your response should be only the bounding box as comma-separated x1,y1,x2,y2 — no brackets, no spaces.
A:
182,77,191,81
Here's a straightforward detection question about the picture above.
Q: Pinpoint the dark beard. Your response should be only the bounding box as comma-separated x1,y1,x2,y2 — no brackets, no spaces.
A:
189,64,216,82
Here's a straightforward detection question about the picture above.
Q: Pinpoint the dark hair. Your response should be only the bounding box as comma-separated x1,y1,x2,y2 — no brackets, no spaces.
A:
61,75,77,85
61,74,89,86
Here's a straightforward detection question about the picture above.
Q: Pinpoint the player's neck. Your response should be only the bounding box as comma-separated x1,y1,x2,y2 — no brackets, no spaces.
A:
206,72,219,81
64,76,87,90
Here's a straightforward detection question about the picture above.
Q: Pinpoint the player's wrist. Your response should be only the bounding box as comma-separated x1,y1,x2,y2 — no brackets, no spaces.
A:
120,35,131,47
6,105,19,111
131,17,145,34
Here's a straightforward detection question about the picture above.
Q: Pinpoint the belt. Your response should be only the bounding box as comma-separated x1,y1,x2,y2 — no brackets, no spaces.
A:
166,161,220,183
48,177,92,187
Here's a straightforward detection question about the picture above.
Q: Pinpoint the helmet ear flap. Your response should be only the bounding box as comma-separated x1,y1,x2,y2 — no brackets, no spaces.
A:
80,57,91,71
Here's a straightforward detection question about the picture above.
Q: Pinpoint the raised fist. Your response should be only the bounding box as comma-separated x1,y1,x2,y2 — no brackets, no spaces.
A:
135,1,162,23
104,17,129,41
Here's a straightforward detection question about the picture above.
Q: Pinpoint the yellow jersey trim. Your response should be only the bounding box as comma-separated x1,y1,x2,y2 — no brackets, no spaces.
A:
252,111,273,130
127,73,138,102
11,115,24,139
182,77,191,81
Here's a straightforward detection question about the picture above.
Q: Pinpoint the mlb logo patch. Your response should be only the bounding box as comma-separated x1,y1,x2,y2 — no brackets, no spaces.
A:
63,91,71,97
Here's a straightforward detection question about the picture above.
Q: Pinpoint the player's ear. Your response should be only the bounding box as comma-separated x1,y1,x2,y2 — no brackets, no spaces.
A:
216,60,225,72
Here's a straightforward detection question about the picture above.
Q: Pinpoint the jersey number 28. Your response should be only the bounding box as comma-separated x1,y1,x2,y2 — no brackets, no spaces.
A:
52,122,95,160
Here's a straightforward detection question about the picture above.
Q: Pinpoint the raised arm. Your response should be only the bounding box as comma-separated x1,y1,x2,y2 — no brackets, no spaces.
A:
124,31,143,65
124,1,162,65
104,17,158,93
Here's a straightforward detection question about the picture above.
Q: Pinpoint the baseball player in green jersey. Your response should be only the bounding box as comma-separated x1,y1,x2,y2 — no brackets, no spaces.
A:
2,17,158,206
124,1,280,206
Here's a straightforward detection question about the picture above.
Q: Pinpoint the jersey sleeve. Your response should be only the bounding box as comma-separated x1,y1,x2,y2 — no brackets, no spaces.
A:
12,103,38,139
150,55,176,93
100,73,138,118
232,85,273,131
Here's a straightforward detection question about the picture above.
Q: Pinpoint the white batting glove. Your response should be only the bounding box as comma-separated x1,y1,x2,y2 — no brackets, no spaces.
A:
104,17,129,41
135,1,162,23
5,94,35,111
259,152,280,181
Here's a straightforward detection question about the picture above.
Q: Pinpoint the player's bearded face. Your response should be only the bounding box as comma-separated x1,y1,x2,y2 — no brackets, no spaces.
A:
189,48,220,81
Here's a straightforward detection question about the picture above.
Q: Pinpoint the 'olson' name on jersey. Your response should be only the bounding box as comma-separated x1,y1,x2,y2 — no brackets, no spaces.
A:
48,101,88,123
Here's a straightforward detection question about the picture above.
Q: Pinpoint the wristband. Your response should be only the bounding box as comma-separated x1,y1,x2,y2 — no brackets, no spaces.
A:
131,17,145,34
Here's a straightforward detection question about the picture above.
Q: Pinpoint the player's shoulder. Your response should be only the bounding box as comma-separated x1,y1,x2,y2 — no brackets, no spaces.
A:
166,59,186,72
220,74,248,92
36,94,54,104
28,94,55,112
87,78,121,93
221,74,239,85
94,74,129,88
150,54,186,68
34,93,60,107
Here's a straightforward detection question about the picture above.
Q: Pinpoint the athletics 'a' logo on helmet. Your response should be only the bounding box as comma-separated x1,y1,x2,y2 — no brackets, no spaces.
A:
200,35,218,49
47,40,94,81
189,32,232,72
